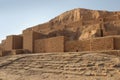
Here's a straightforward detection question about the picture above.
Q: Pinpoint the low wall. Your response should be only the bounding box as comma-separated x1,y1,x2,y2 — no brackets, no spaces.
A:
65,39,90,52
65,37,114,52
34,36,64,53
90,37,114,51
23,30,46,53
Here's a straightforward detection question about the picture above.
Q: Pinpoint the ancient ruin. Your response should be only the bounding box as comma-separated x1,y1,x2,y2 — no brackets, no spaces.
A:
1,8,120,56
1,8,120,80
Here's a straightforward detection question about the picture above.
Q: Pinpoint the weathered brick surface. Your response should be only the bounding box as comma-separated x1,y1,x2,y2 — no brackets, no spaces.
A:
13,36,23,49
65,40,90,52
0,50,2,56
65,37,116,52
4,35,23,51
114,37,120,50
4,36,13,50
34,36,64,53
23,30,46,53
90,37,114,51
103,31,118,36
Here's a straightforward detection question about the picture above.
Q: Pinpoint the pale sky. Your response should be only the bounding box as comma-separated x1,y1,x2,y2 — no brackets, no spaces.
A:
0,0,120,42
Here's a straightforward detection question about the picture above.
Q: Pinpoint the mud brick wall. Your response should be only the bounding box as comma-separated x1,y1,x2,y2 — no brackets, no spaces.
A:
34,36,64,53
103,31,118,36
23,30,46,53
13,36,23,49
34,39,46,53
0,50,2,56
4,35,23,51
4,36,13,50
65,41,79,52
65,40,90,52
90,37,114,51
0,44,2,50
114,37,120,50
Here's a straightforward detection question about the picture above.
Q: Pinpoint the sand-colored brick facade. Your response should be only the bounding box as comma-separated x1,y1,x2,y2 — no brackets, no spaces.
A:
34,36,64,53
65,40,90,52
23,30,46,52
65,36,120,52
90,37,114,51
4,35,23,51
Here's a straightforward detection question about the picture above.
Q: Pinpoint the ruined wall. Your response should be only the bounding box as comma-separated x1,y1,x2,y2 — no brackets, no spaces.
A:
90,37,114,51
4,35,23,51
65,37,114,52
4,36,13,50
103,31,118,36
114,37,120,50
65,39,90,52
0,50,2,57
23,30,46,53
34,36,64,53
0,44,2,51
13,36,23,49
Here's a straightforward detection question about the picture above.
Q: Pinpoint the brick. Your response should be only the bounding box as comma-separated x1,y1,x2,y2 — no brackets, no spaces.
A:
23,30,46,53
90,37,114,51
65,40,90,52
4,35,23,51
34,36,64,53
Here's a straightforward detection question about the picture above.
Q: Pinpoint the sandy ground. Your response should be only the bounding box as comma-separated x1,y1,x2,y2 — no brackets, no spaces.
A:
0,52,120,80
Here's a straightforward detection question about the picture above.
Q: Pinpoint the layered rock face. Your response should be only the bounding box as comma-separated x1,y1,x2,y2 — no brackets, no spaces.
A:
25,8,120,40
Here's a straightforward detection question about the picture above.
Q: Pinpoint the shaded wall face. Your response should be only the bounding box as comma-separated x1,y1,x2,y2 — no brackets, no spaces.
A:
23,30,47,53
114,37,120,50
13,36,23,49
4,36,23,51
34,36,64,53
90,37,114,51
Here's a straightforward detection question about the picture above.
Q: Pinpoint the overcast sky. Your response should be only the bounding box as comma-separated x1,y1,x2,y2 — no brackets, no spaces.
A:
0,0,120,42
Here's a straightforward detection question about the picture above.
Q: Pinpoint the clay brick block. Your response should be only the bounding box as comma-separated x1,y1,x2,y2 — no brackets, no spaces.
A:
4,35,23,51
0,50,2,56
34,39,46,53
65,40,80,52
34,36,64,53
114,37,120,50
103,31,118,36
23,30,46,53
90,37,114,51
65,40,90,52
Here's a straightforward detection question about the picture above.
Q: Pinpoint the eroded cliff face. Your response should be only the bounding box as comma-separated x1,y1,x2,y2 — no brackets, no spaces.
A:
22,8,120,40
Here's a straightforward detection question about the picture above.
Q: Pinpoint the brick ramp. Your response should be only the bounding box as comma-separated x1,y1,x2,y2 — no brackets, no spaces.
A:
0,51,120,80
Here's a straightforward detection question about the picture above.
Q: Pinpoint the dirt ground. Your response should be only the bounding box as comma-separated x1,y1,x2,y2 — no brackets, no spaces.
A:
0,52,120,80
